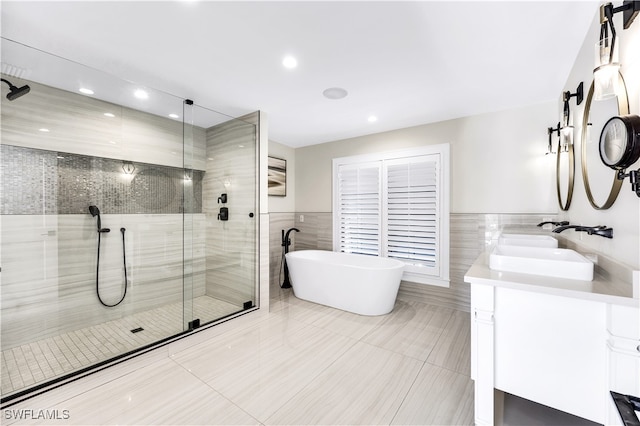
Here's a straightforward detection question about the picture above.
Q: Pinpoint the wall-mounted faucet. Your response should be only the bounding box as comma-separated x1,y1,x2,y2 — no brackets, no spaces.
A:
581,226,613,239
552,224,613,238
537,220,569,227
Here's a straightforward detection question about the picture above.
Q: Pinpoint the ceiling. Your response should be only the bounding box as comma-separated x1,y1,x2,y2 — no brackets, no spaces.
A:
0,1,598,148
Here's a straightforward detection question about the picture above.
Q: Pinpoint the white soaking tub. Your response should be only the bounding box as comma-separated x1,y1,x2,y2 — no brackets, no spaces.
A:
284,250,405,315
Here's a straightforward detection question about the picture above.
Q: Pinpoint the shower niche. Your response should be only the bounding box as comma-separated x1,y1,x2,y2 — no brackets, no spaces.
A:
0,38,259,402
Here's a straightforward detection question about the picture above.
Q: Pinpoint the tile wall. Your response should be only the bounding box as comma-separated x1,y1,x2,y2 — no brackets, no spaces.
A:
204,115,258,307
1,145,204,215
1,213,206,350
269,212,553,312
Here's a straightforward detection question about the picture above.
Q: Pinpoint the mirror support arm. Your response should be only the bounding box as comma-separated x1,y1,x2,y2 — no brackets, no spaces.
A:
617,169,640,197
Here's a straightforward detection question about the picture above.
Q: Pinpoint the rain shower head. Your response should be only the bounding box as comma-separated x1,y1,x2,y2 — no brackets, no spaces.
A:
1,78,30,101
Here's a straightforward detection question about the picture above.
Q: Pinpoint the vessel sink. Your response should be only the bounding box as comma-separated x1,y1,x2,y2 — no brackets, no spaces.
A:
490,245,593,281
498,233,558,248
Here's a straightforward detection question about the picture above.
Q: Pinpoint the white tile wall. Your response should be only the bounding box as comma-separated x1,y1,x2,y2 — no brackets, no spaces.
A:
0,214,206,350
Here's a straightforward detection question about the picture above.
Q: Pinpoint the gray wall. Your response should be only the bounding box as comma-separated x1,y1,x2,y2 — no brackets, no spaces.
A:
294,102,557,215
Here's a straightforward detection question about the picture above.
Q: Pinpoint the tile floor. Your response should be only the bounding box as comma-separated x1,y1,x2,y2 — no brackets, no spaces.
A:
2,291,474,425
2,290,598,425
1,296,240,397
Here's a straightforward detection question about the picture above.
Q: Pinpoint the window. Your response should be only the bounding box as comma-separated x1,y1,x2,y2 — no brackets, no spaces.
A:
333,145,450,287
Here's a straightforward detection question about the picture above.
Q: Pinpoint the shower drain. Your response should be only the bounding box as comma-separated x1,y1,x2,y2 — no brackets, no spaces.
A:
130,327,144,333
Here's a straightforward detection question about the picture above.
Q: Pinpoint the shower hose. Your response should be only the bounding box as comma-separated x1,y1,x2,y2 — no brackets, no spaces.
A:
95,227,129,307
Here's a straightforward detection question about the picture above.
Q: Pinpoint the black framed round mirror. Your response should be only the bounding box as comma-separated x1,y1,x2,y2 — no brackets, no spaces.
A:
599,115,640,170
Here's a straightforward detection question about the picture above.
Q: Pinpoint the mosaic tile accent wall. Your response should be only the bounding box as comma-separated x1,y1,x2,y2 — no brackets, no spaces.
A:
1,144,204,215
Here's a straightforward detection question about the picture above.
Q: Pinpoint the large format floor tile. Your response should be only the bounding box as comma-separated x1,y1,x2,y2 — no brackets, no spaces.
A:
265,341,424,425
427,309,471,375
362,300,454,361
4,295,478,425
392,363,474,425
4,358,259,425
171,314,356,421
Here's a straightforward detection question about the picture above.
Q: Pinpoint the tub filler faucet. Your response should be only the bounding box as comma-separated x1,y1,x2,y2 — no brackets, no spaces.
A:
281,227,300,289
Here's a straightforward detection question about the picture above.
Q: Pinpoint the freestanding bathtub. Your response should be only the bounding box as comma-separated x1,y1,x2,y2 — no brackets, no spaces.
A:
284,250,405,316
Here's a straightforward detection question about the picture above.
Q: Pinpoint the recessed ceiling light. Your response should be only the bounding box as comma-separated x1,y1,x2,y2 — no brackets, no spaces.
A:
39,128,50,132
79,87,94,95
368,115,378,123
169,113,179,119
323,87,348,100
282,56,298,69
104,112,115,118
134,89,149,100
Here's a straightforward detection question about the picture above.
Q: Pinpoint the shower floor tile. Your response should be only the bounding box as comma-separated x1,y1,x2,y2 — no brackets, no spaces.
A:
0,295,239,398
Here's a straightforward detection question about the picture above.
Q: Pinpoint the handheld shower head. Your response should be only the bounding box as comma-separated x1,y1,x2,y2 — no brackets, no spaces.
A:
88,205,105,231
1,78,30,101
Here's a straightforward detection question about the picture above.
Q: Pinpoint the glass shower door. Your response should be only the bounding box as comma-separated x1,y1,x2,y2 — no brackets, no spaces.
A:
182,103,258,329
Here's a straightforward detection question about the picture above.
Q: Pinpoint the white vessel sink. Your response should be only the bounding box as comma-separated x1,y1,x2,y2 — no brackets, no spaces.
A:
498,234,558,248
490,245,593,281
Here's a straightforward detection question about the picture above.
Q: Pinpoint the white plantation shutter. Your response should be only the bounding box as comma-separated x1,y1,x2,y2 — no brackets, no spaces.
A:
384,155,440,276
336,162,381,255
333,145,450,287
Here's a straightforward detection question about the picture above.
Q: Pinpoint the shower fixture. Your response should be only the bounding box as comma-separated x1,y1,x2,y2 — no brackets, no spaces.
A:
89,205,129,307
1,78,30,101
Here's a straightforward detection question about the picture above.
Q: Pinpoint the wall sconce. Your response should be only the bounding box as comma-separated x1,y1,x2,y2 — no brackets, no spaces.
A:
122,161,135,175
560,82,583,152
547,123,561,155
594,1,640,100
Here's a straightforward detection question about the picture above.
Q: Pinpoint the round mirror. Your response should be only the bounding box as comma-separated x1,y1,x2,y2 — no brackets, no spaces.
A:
599,115,640,169
581,73,629,210
556,133,574,211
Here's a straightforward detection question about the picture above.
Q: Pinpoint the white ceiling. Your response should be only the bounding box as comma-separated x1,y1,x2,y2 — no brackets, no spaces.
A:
0,1,598,148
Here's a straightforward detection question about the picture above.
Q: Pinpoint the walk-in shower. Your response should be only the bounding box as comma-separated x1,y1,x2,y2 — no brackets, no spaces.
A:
0,38,260,403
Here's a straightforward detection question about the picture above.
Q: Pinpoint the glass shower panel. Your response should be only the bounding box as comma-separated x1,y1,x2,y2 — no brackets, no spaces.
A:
182,104,258,327
0,38,189,401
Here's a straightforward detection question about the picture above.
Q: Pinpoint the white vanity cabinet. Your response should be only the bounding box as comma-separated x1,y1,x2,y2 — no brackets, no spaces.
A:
466,258,639,426
606,304,640,425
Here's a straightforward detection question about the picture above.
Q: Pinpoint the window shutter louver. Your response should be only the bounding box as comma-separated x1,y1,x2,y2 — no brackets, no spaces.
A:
384,155,440,276
337,163,381,256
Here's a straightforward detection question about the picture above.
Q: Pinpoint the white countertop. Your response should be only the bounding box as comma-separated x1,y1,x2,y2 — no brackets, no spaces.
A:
464,249,639,307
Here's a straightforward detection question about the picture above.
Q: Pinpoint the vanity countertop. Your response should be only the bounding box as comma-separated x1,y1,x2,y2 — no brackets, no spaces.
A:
464,248,639,307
